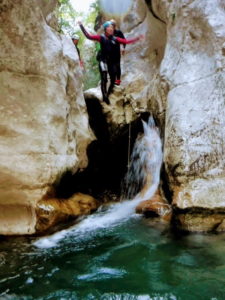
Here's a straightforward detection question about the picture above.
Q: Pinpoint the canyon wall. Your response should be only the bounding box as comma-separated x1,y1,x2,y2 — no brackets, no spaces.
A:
0,0,94,234
98,0,225,231
125,0,225,231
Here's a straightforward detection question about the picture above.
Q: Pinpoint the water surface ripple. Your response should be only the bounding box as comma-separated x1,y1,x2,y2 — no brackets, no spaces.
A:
0,218,225,299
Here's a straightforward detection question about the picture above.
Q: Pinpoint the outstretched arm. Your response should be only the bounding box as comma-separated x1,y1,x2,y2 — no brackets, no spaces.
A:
116,35,144,45
79,22,101,42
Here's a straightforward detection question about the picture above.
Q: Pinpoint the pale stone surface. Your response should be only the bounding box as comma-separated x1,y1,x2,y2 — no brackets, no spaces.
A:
84,85,141,127
120,0,167,126
0,0,94,235
86,0,167,127
0,204,36,235
161,0,225,213
155,0,225,230
173,179,225,209
84,87,102,101
175,213,225,233
99,0,225,231
1,0,225,234
38,0,58,18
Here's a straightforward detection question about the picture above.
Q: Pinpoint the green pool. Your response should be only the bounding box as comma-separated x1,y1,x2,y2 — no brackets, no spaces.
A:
0,216,225,300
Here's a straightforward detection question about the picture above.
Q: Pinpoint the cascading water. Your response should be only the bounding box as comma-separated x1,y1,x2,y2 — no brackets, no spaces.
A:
99,0,133,16
2,120,224,300
122,117,163,201
34,117,162,248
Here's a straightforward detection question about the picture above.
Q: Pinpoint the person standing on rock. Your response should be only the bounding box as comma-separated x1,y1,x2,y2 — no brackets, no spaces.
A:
110,19,126,86
71,34,84,68
78,21,144,105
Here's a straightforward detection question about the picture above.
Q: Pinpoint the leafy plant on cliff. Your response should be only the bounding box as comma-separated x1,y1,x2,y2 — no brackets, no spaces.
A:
82,0,100,90
56,0,100,90
57,0,82,35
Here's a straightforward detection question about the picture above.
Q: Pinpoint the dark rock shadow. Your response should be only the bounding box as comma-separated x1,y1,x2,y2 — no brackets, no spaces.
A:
52,97,150,200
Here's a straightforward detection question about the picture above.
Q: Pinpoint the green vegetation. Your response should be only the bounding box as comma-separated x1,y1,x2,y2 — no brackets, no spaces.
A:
83,42,100,91
56,0,100,90
57,0,81,35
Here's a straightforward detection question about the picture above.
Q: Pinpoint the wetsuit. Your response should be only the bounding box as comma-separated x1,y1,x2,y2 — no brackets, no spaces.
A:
72,39,82,66
114,29,126,82
75,44,81,60
79,24,140,104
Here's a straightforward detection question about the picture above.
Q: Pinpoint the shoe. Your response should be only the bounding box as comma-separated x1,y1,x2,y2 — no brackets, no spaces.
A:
115,79,121,86
103,96,110,105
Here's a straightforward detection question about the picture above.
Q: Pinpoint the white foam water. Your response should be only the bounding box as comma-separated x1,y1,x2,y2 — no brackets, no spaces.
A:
34,117,163,249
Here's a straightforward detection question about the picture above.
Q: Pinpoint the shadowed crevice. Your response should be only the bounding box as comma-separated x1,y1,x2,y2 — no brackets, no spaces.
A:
53,98,150,199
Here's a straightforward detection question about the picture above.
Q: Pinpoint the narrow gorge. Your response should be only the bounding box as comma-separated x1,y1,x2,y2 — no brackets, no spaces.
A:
1,0,225,299
1,0,225,235
2,0,225,236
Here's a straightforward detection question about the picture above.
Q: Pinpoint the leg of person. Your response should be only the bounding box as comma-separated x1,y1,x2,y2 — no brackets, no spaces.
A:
115,61,121,85
99,61,110,104
107,63,117,97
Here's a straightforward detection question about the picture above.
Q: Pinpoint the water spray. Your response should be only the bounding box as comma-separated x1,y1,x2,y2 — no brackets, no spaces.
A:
34,116,163,249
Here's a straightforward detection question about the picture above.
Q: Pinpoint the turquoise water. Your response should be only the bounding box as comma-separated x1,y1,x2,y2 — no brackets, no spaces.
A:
0,216,225,300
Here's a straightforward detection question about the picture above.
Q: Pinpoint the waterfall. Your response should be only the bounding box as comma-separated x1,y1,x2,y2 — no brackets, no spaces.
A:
122,117,163,201
34,117,163,248
99,0,133,16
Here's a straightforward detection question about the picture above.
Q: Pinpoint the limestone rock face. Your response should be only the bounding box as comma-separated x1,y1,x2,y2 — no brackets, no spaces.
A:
36,193,99,234
119,0,225,231
96,0,225,231
120,0,167,126
86,0,167,128
0,0,94,235
136,191,172,222
84,86,139,127
38,0,59,31
160,0,225,230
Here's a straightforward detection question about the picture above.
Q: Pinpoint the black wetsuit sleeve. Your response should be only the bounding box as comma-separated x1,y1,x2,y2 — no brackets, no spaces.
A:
76,45,81,59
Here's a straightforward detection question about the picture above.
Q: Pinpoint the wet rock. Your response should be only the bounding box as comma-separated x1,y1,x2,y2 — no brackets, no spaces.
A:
35,193,99,233
136,191,172,222
175,212,225,233
86,0,225,232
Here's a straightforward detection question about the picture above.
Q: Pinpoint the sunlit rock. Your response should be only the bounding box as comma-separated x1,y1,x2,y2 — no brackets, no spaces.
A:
35,193,99,234
136,191,172,222
108,0,225,231
120,0,167,126
84,84,147,130
38,0,59,30
161,0,225,230
89,0,167,127
0,0,94,235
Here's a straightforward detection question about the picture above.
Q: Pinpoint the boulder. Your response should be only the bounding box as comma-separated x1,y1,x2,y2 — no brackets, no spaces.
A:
136,191,172,222
35,193,99,233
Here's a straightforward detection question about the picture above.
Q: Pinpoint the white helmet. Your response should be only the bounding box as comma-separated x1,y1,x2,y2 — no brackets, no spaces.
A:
72,34,79,40
110,19,116,26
